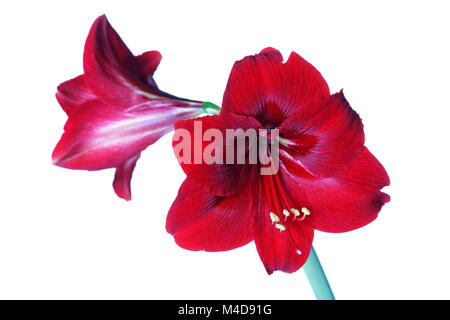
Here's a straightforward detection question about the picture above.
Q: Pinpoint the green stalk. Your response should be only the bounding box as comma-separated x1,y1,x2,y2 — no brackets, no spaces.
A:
303,246,335,300
202,102,221,115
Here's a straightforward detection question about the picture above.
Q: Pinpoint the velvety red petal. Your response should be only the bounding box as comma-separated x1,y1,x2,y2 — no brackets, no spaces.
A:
53,15,204,200
82,15,200,106
54,15,203,171
53,98,201,170
173,113,261,196
56,76,96,114
83,15,174,107
222,48,330,125
279,91,364,177
166,174,258,252
253,176,315,274
281,147,390,233
136,50,162,87
113,154,140,201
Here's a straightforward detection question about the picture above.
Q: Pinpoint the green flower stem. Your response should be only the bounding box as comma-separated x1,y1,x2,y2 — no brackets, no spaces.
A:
202,102,221,115
303,246,335,300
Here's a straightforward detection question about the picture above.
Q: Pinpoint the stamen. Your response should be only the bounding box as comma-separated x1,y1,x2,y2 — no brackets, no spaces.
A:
262,165,311,234
270,212,280,223
301,207,311,216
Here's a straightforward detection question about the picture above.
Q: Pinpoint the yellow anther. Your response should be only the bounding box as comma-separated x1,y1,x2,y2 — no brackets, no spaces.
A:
282,209,290,217
270,212,280,223
290,208,300,216
275,223,286,231
301,207,311,216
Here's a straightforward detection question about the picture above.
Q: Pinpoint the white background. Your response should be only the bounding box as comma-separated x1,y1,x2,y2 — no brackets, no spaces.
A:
0,0,449,299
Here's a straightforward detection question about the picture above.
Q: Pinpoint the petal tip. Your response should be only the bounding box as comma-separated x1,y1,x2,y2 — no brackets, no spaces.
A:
259,47,283,62
51,146,66,167
51,155,61,166
113,181,132,201
265,269,274,276
112,156,140,201
259,47,282,56
137,50,163,76
94,14,109,26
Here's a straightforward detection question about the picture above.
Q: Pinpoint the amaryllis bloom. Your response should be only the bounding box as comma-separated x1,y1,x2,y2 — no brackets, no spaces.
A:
52,15,204,200
167,48,390,274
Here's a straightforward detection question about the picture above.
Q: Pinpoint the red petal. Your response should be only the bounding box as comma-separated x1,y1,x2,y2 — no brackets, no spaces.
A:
282,147,390,233
53,15,204,200
113,154,140,201
279,91,364,177
253,178,315,274
166,174,258,251
53,99,201,170
222,48,329,125
56,76,96,114
173,113,261,196
136,50,162,80
54,15,203,171
82,15,180,107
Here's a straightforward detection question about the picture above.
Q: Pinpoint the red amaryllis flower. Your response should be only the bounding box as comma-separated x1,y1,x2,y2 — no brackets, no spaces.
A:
52,15,204,200
167,48,390,274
